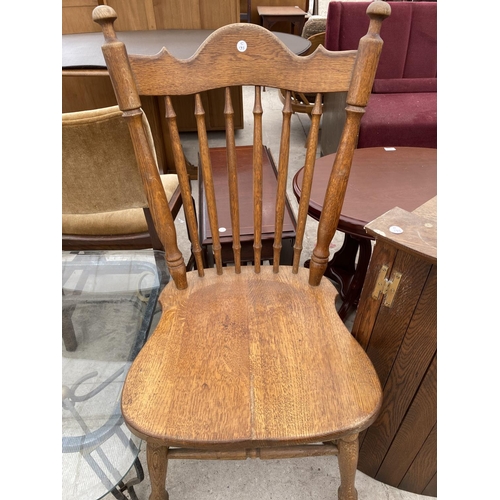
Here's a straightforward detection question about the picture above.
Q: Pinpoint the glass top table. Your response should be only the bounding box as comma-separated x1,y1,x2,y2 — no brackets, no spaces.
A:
62,250,169,500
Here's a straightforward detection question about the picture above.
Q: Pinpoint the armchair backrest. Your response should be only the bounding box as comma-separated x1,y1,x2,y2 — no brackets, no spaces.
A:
62,105,157,215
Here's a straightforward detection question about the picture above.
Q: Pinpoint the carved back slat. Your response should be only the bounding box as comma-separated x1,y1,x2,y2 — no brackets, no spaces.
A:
164,95,205,276
292,97,317,273
292,92,323,274
224,87,241,273
194,94,223,274
252,86,263,272
273,90,292,273
92,2,390,289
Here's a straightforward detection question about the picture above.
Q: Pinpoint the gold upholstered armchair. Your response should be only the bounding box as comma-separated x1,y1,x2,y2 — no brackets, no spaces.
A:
62,105,183,251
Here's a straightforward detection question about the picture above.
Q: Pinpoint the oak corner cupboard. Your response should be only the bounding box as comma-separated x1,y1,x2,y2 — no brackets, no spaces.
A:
351,197,437,497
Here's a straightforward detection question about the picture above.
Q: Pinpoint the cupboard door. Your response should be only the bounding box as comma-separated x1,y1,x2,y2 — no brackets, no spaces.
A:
351,202,437,497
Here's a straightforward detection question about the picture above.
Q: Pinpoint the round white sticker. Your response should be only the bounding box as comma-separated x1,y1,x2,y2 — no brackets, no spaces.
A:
389,226,404,234
237,40,247,52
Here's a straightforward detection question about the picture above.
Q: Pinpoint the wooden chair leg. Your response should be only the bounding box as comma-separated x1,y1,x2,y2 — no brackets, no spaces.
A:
337,433,359,500
146,443,169,500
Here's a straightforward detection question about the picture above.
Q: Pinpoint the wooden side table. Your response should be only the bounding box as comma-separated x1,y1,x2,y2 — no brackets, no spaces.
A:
351,197,437,497
257,6,308,35
292,147,437,320
198,145,296,267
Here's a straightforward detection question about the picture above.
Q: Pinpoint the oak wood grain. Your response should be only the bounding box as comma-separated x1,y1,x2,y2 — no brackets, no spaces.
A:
359,266,436,475
121,267,382,447
364,252,433,387
378,358,437,490
365,206,437,264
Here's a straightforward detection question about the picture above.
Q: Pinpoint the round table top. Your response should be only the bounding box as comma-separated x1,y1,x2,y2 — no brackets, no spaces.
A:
293,147,437,237
62,29,311,69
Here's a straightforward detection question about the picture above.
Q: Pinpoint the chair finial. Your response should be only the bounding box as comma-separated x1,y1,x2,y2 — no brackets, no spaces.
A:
366,0,391,25
92,5,118,41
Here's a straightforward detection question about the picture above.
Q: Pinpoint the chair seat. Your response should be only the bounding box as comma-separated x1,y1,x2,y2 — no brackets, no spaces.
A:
63,174,179,235
122,266,382,448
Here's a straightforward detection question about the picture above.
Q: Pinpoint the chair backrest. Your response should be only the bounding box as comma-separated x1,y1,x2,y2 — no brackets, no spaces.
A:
92,1,390,290
62,105,157,216
62,105,170,250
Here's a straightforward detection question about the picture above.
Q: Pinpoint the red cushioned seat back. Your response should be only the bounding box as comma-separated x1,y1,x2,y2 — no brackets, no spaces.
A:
325,1,437,80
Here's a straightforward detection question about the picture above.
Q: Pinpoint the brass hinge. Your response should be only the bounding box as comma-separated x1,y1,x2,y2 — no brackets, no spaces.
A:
371,265,402,307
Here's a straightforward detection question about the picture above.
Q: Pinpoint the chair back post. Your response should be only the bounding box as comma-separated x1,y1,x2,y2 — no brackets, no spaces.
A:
308,0,391,286
93,6,188,289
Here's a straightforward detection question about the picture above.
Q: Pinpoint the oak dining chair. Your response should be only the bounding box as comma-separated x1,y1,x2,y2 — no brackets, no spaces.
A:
62,105,182,251
92,2,390,498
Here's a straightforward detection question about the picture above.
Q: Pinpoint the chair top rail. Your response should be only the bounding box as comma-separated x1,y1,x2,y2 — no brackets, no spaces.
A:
101,22,358,96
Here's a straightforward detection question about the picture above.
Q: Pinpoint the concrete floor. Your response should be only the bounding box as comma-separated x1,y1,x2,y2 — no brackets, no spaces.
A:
104,82,435,500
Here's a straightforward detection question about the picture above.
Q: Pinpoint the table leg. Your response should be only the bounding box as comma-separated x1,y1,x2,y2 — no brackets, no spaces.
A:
306,234,373,321
62,304,78,351
335,237,372,320
323,234,359,295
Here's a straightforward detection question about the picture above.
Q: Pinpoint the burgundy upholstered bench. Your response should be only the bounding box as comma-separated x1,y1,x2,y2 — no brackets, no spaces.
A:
320,1,437,154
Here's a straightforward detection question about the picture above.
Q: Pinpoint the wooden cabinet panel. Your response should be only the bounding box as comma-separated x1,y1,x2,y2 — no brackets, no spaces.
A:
351,198,437,497
62,0,100,34
63,0,98,6
62,75,116,113
105,0,156,31
379,367,437,493
153,0,238,29
153,0,202,30
63,0,238,34
363,251,433,387
203,86,243,130
199,0,239,29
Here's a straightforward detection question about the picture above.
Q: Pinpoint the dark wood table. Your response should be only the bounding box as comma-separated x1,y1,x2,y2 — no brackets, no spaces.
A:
257,6,308,35
292,147,437,320
199,145,296,267
62,29,311,68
